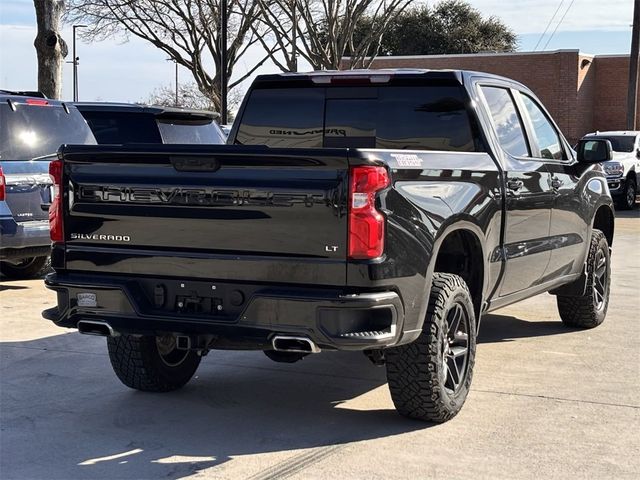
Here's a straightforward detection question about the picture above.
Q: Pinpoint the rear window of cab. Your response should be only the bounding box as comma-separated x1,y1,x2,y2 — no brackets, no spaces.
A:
235,84,483,152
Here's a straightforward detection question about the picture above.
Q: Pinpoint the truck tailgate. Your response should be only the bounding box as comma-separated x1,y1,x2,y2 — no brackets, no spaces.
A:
60,145,350,285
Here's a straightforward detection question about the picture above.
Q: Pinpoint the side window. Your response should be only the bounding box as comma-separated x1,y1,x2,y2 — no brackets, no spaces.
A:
520,94,564,160
480,86,529,158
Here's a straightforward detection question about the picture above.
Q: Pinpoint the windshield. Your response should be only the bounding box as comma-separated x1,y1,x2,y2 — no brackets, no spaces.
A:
236,84,482,151
590,136,636,153
0,103,96,160
157,119,226,144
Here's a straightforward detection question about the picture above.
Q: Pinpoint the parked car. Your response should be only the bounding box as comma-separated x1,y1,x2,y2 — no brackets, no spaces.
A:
0,91,96,279
580,131,639,209
44,70,614,423
74,103,225,145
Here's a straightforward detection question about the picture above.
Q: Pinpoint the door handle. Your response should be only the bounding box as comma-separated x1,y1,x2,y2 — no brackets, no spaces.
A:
551,177,564,190
507,179,524,191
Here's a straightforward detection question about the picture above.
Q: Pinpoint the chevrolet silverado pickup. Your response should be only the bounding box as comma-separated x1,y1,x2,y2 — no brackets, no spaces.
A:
43,70,615,422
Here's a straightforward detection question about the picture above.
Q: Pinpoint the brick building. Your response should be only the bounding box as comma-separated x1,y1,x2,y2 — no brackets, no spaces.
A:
360,50,639,144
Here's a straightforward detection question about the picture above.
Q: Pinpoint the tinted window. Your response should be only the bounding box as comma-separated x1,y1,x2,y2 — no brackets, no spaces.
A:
81,111,162,144
236,85,480,151
236,88,325,148
0,103,96,160
588,135,636,153
158,119,225,144
324,98,377,148
481,86,529,158
521,94,564,160
325,86,478,151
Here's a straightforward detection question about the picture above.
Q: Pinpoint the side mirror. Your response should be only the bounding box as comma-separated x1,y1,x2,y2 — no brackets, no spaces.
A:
636,148,640,159
576,139,613,163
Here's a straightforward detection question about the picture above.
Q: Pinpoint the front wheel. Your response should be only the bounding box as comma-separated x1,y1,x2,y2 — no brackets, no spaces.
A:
556,229,610,328
107,334,201,392
386,273,477,423
616,177,637,210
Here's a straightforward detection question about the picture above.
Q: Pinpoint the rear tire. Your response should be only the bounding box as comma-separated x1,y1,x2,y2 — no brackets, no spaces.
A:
0,256,50,279
386,273,477,423
556,229,610,328
615,177,637,210
107,334,201,392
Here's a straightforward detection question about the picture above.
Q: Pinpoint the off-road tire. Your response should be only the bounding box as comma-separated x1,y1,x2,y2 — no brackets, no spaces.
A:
616,177,637,210
0,256,50,279
107,334,201,392
386,273,477,423
556,229,610,328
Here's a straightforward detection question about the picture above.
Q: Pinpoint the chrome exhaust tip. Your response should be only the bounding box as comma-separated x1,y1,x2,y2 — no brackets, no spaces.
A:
272,335,320,354
77,320,115,337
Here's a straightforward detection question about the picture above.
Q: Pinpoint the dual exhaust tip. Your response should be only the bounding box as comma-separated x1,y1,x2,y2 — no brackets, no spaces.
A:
77,320,115,337
77,321,321,355
271,335,320,354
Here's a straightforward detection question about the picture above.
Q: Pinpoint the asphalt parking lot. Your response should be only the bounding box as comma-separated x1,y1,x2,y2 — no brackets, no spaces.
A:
1,210,639,480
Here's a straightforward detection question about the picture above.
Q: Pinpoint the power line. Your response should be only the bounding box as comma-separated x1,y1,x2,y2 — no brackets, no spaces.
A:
533,0,565,51
542,0,577,51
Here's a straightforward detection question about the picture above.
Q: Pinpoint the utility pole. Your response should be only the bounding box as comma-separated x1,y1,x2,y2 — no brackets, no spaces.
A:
220,0,228,124
72,24,87,101
628,0,640,130
166,58,178,106
291,0,297,72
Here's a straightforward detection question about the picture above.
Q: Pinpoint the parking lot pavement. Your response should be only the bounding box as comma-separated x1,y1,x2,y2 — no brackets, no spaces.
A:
1,211,639,480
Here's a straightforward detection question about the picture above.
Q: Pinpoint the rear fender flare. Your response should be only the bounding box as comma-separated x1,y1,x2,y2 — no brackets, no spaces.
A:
414,219,488,333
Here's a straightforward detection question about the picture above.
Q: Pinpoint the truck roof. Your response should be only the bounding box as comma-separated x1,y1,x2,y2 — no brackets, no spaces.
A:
252,68,529,90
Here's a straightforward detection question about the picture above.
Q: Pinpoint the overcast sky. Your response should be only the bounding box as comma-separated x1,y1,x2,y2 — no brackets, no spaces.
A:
0,0,634,103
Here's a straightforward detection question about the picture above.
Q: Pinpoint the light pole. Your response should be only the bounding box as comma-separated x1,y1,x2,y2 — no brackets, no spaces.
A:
628,0,639,130
71,24,87,102
291,0,297,72
166,58,178,106
220,0,228,123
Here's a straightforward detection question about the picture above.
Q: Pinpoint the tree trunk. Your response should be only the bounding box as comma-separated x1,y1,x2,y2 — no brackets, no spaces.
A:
33,0,68,99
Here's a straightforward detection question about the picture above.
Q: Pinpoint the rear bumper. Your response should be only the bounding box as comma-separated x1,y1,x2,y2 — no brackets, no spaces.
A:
43,272,407,351
0,217,51,260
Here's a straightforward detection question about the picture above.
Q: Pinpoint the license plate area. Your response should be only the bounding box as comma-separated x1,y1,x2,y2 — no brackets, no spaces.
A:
134,279,259,322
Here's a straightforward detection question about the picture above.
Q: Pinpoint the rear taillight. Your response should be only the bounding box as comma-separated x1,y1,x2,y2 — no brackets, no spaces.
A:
48,159,64,243
348,166,390,260
0,166,5,201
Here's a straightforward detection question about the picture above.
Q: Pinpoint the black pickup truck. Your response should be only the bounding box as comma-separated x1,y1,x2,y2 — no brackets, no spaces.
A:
43,70,615,422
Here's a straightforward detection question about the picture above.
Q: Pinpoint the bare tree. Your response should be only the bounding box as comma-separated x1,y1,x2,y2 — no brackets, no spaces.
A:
145,81,243,115
251,0,411,71
34,0,68,98
66,0,273,110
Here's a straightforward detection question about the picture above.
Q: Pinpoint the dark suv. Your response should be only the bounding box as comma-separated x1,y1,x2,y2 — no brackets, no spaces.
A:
74,103,225,145
0,91,96,279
